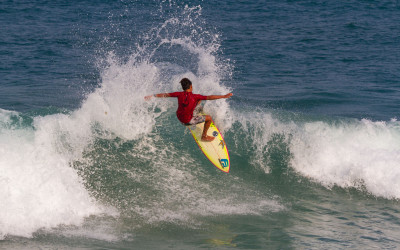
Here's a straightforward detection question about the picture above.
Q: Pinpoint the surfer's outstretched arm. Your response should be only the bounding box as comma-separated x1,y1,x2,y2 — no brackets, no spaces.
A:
206,93,233,100
144,93,171,100
200,93,233,142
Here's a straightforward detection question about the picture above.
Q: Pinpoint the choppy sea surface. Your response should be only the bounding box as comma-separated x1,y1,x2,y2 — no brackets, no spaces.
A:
1,0,400,249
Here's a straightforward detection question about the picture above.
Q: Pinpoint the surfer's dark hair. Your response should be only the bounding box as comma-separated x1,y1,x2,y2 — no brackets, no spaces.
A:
180,78,192,90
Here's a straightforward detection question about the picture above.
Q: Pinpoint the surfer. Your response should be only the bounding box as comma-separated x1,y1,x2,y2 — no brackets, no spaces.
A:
145,78,233,141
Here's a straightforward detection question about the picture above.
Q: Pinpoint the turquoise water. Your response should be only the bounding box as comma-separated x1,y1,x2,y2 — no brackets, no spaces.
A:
1,1,400,249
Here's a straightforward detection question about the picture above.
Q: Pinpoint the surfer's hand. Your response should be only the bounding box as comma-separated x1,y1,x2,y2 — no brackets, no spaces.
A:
224,93,233,98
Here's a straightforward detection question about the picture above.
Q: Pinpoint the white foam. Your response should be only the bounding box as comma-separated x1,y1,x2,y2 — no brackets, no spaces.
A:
0,112,107,239
78,57,162,140
236,110,400,199
290,118,400,199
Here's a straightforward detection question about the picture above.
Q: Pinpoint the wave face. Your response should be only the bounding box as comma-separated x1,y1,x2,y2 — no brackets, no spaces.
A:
2,1,400,247
233,111,400,199
0,5,280,239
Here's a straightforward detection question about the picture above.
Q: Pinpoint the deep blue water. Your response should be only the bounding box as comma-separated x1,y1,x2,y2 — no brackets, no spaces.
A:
1,1,400,249
213,1,400,120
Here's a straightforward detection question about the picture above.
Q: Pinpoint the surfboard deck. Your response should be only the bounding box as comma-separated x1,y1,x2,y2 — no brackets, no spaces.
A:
187,118,230,173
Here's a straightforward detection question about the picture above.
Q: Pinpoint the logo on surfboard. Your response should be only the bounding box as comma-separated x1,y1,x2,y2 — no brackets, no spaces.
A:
219,140,225,149
219,159,229,168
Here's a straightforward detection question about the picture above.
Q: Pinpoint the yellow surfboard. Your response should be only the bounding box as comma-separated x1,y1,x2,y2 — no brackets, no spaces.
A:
188,117,230,173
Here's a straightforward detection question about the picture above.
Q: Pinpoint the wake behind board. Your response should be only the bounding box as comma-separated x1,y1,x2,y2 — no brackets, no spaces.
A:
188,117,230,173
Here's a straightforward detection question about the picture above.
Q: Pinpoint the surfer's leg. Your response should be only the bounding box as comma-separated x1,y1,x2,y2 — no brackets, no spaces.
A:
201,115,215,142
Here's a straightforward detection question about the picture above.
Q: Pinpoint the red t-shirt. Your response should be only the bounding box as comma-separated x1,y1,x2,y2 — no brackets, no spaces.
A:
169,91,208,123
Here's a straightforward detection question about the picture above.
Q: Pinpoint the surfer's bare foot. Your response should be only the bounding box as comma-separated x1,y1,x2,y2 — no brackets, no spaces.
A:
201,135,215,142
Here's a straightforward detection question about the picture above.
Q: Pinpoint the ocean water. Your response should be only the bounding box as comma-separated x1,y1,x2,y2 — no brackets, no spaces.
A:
1,0,400,249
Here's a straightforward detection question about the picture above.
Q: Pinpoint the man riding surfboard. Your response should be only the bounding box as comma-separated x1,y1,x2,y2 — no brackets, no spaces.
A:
145,78,233,141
